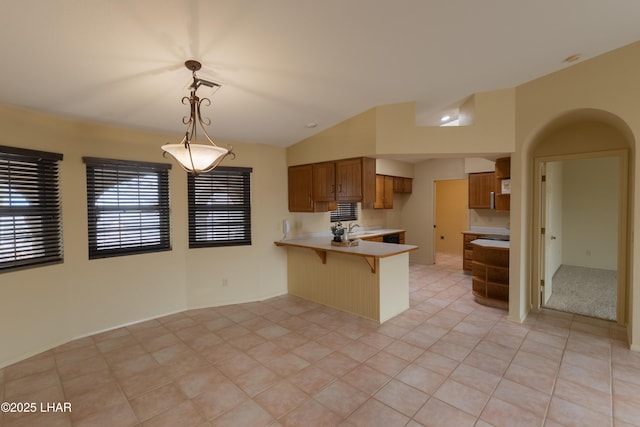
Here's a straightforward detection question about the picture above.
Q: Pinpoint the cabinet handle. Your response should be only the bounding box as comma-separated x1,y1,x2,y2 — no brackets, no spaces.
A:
490,191,495,209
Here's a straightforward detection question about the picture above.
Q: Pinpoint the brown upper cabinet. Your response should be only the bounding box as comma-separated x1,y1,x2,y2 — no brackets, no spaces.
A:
288,164,314,212
393,177,413,193
374,175,394,209
468,172,496,209
494,157,510,180
312,162,336,202
335,158,365,202
494,156,511,211
288,157,376,212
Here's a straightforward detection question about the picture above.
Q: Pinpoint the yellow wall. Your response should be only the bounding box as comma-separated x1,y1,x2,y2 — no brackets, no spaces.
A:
0,105,289,367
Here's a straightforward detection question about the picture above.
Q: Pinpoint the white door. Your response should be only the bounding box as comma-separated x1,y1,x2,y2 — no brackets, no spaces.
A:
543,162,563,303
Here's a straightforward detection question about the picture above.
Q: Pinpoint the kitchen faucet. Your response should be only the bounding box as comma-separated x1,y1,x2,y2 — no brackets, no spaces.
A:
348,223,360,232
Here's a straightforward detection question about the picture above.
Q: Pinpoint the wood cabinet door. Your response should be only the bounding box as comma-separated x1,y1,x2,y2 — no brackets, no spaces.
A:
384,176,394,208
393,177,404,192
402,178,412,193
468,172,496,209
374,175,394,209
312,162,336,202
393,177,413,193
288,165,314,212
374,175,385,209
335,158,363,201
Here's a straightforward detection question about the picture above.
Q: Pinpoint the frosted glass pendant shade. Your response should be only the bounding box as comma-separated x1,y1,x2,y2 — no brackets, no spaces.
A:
161,143,229,174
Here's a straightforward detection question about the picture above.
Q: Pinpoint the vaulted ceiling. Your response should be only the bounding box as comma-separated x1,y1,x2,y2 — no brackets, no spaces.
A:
1,1,639,147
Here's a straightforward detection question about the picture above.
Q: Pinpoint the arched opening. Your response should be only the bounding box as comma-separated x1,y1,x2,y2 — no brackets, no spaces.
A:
528,109,633,325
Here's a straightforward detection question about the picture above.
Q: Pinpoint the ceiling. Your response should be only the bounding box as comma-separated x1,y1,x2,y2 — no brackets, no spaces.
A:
1,1,640,148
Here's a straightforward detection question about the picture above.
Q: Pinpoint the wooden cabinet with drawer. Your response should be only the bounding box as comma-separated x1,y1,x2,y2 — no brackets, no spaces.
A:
462,232,482,271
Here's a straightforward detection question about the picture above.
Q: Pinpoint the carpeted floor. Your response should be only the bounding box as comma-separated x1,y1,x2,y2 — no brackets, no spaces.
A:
544,264,617,320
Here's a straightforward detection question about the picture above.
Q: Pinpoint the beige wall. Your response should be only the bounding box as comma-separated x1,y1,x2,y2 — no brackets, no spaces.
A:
285,41,640,350
561,157,618,270
286,107,377,166
515,42,639,346
5,39,640,366
404,158,467,264
376,158,414,178
374,90,516,156
0,106,288,367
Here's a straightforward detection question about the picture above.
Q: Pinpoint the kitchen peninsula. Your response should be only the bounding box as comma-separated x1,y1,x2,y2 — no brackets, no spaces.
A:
275,232,417,323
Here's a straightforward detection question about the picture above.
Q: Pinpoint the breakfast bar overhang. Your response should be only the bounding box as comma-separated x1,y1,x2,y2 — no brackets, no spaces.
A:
275,238,418,323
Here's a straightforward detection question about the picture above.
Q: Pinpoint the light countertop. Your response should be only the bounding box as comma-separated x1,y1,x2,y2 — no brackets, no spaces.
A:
465,227,510,236
470,238,510,249
275,235,417,258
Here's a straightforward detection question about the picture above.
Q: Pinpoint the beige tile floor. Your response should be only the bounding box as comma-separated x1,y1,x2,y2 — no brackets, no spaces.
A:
2,253,640,427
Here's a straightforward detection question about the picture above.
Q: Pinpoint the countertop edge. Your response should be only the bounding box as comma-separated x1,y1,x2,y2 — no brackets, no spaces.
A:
274,238,418,258
470,239,510,249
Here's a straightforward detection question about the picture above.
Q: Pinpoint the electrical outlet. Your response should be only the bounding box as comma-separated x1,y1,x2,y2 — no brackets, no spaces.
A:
222,278,228,287
586,250,591,256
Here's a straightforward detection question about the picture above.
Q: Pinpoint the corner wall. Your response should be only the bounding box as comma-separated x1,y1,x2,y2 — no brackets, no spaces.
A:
515,41,639,343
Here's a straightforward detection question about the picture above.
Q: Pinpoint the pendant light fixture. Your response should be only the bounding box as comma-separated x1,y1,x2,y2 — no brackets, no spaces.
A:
162,60,234,175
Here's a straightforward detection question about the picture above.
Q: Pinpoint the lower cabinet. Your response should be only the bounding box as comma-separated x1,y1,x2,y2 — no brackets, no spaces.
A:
462,232,482,271
361,231,405,244
471,243,509,310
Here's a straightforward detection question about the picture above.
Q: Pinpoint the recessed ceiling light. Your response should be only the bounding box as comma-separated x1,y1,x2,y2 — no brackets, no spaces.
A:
563,53,582,63
305,122,318,128
440,115,451,122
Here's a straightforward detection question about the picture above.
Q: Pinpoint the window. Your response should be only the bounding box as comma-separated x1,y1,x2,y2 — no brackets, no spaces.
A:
84,157,171,259
330,202,357,222
188,166,252,248
0,145,63,272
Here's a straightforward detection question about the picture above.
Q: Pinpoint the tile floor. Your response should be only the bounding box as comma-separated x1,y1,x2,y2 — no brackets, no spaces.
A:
2,253,640,427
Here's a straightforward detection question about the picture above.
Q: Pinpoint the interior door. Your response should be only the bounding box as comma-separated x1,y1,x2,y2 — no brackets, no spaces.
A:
537,155,621,321
435,179,468,255
543,162,563,303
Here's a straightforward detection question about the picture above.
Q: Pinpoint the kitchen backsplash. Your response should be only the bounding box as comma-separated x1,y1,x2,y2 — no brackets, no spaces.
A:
469,209,510,229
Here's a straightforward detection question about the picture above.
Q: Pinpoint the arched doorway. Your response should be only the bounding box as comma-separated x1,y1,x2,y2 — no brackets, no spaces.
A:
529,110,633,325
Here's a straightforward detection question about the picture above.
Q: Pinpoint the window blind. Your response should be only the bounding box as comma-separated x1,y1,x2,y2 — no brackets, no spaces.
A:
188,166,252,248
330,202,358,222
0,145,63,272
83,157,171,259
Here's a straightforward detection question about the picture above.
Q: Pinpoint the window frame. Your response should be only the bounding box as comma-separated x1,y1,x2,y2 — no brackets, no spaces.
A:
83,157,172,259
330,202,358,223
187,166,252,249
0,145,63,272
